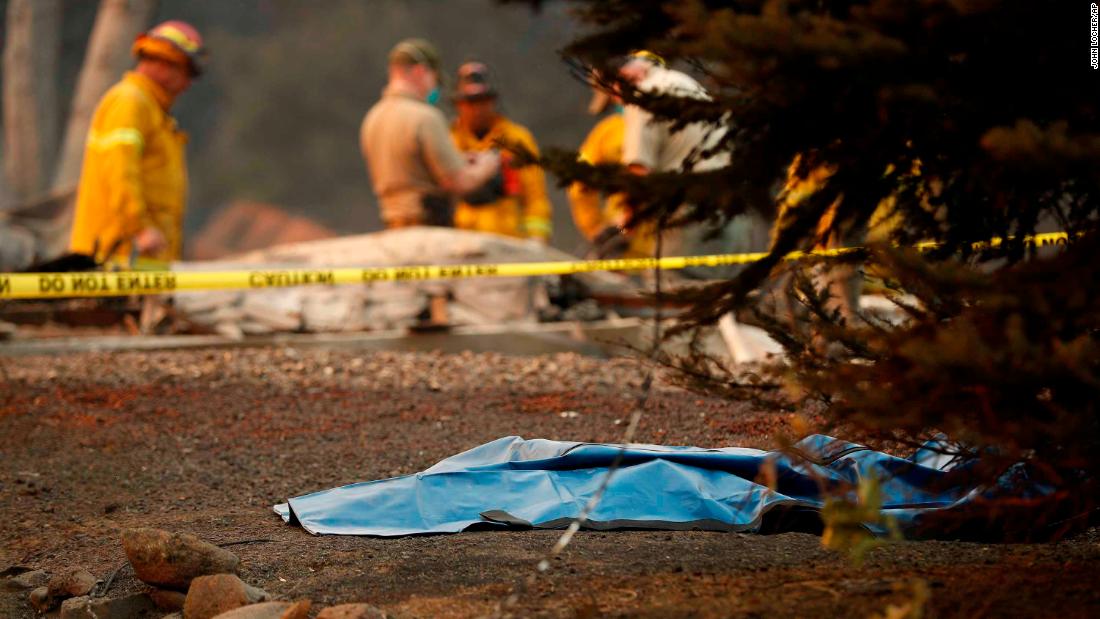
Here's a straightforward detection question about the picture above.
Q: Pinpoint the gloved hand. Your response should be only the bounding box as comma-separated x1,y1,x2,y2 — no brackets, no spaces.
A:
135,226,167,256
462,150,506,206
591,225,632,258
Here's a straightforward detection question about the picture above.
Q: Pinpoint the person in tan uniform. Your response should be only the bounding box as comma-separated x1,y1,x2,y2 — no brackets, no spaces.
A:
360,39,499,229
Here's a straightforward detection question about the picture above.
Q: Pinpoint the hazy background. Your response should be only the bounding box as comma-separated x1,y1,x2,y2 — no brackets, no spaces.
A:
2,0,595,253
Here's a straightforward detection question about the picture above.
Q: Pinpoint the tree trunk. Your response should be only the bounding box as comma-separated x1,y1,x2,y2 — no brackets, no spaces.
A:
2,0,62,205
27,0,159,259
50,0,159,193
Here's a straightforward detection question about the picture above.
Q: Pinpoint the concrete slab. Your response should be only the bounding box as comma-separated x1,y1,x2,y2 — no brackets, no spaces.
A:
0,318,649,358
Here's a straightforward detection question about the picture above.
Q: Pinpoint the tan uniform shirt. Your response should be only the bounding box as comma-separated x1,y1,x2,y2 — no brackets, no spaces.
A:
622,67,728,173
361,85,465,226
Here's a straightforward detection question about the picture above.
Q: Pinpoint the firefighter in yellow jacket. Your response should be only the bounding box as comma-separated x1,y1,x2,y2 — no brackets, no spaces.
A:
449,62,552,242
567,85,655,258
69,20,207,264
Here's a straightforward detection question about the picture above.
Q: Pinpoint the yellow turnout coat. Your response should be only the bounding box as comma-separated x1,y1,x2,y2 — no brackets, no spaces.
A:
69,71,188,262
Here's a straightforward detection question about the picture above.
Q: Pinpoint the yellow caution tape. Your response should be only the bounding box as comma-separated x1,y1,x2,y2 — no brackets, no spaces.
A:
0,231,1074,300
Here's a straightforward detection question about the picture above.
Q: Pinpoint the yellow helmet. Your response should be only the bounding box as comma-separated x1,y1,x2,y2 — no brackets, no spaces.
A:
628,49,666,67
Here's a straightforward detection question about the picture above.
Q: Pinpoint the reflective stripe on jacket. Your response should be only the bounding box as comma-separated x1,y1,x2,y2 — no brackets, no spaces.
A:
69,71,188,262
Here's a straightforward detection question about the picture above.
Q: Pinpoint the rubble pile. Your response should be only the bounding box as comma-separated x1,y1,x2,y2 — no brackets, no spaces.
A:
2,527,392,619
172,227,637,337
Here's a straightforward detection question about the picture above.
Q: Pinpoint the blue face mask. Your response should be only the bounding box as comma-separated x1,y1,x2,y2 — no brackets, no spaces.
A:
426,87,441,105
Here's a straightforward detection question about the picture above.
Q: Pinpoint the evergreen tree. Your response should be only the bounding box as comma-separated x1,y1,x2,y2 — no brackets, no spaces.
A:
525,0,1100,538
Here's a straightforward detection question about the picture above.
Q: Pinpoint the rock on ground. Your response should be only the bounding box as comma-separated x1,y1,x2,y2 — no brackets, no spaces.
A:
121,528,240,591
149,587,188,611
47,568,97,599
28,586,51,613
316,603,390,618
183,573,270,619
211,600,311,619
5,569,49,590
26,568,98,613
59,592,158,618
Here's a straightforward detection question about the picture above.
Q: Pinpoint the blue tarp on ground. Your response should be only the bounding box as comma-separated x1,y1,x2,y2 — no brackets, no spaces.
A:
275,434,1004,537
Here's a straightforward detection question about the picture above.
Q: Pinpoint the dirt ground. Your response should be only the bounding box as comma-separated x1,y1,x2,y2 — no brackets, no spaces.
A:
1,347,1097,618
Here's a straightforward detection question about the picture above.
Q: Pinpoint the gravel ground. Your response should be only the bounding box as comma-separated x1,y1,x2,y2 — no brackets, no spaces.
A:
0,347,1097,618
